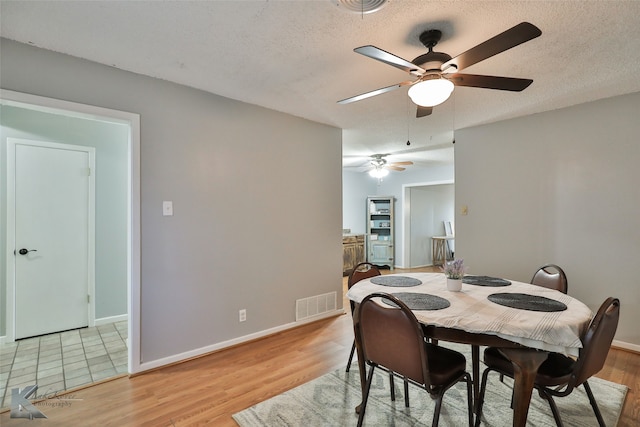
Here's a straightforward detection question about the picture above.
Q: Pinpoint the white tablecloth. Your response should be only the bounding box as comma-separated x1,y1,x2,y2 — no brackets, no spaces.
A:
346,272,593,357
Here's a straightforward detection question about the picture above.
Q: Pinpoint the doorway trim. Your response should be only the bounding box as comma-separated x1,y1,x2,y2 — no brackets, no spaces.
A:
1,89,142,374
400,179,454,268
7,138,96,339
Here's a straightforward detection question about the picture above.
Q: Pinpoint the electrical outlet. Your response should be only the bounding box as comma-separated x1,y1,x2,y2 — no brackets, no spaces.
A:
239,309,247,322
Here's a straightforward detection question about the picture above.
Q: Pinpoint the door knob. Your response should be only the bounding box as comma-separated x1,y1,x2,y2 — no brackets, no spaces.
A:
17,248,37,255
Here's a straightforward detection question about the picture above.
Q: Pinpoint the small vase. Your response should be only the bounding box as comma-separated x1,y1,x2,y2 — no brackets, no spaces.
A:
447,278,462,292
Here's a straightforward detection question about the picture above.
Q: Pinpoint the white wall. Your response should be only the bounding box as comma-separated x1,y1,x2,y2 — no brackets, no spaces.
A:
409,185,455,267
342,170,376,234
455,92,640,347
1,39,343,364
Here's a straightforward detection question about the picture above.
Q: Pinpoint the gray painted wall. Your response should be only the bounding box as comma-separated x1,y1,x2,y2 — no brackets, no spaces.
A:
455,92,640,346
1,39,343,363
0,106,129,335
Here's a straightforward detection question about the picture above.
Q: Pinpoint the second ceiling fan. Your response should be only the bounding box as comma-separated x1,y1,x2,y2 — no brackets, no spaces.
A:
338,22,542,117
365,154,413,178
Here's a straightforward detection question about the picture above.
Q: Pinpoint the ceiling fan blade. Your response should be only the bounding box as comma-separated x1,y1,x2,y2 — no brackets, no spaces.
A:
337,81,413,104
448,73,533,91
355,45,426,75
441,22,541,73
416,105,433,118
386,165,406,171
389,161,414,166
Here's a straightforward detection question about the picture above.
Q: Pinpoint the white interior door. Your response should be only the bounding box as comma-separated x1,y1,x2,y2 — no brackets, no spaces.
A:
9,139,95,339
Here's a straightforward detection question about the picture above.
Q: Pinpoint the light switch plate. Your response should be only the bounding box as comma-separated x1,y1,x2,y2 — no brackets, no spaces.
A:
163,201,173,216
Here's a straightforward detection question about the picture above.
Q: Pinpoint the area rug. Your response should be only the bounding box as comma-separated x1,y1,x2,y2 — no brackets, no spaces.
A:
232,343,627,426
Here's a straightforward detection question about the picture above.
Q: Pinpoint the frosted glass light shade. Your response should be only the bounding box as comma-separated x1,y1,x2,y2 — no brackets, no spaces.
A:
369,168,389,178
408,79,454,107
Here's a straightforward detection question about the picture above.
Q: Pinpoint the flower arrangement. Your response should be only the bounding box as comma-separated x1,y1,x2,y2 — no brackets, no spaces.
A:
442,258,465,280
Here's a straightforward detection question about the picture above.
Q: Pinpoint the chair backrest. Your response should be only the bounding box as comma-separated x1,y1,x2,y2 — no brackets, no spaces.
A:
530,264,568,293
348,262,381,290
354,293,429,386
573,297,620,386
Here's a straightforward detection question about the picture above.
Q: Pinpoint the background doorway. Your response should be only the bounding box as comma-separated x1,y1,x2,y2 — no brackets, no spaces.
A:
1,91,141,407
403,183,455,268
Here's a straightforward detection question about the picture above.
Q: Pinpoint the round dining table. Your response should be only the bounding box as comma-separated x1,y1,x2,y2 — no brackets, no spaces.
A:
346,272,593,427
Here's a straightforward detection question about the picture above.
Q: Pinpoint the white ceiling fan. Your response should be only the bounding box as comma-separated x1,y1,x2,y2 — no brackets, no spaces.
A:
345,153,414,178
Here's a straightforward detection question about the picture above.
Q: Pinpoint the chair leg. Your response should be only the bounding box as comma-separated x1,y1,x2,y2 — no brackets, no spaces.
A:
357,365,376,427
432,395,444,427
540,388,564,427
583,381,606,427
403,378,410,407
346,339,356,372
389,371,396,401
474,368,492,427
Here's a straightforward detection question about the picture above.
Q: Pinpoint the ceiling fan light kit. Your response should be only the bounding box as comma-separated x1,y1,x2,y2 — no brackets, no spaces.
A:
407,78,455,107
369,167,389,178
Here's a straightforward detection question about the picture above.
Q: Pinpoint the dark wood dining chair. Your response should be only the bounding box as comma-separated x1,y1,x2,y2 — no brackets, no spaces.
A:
346,263,408,403
474,297,620,427
346,262,381,372
354,292,474,427
530,264,568,293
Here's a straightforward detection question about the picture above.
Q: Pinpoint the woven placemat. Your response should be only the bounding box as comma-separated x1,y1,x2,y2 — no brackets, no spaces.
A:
383,293,450,310
463,276,512,287
488,293,567,312
370,276,422,287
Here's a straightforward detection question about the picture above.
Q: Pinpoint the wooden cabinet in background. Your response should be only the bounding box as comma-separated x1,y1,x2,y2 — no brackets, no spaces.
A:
343,234,365,276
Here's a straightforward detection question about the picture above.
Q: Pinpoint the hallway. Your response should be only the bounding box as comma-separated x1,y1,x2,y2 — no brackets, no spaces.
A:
0,321,127,408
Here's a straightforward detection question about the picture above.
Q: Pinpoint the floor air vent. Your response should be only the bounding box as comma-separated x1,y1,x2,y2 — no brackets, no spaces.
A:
296,292,337,322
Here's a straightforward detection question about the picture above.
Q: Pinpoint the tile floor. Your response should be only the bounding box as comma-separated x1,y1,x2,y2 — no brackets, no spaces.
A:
0,321,128,408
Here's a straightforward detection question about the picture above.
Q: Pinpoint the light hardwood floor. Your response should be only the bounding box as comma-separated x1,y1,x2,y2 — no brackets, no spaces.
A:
1,267,637,426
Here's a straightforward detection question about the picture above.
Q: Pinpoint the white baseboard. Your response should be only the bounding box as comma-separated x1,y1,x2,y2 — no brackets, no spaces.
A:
94,314,128,326
135,328,639,373
612,339,640,353
4,316,634,369
137,309,345,373
395,264,433,269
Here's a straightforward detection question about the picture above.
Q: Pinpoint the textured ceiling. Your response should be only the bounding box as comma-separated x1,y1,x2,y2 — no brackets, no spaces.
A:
2,1,640,171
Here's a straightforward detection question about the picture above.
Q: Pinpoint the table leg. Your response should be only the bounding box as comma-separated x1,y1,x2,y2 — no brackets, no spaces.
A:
498,348,549,427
